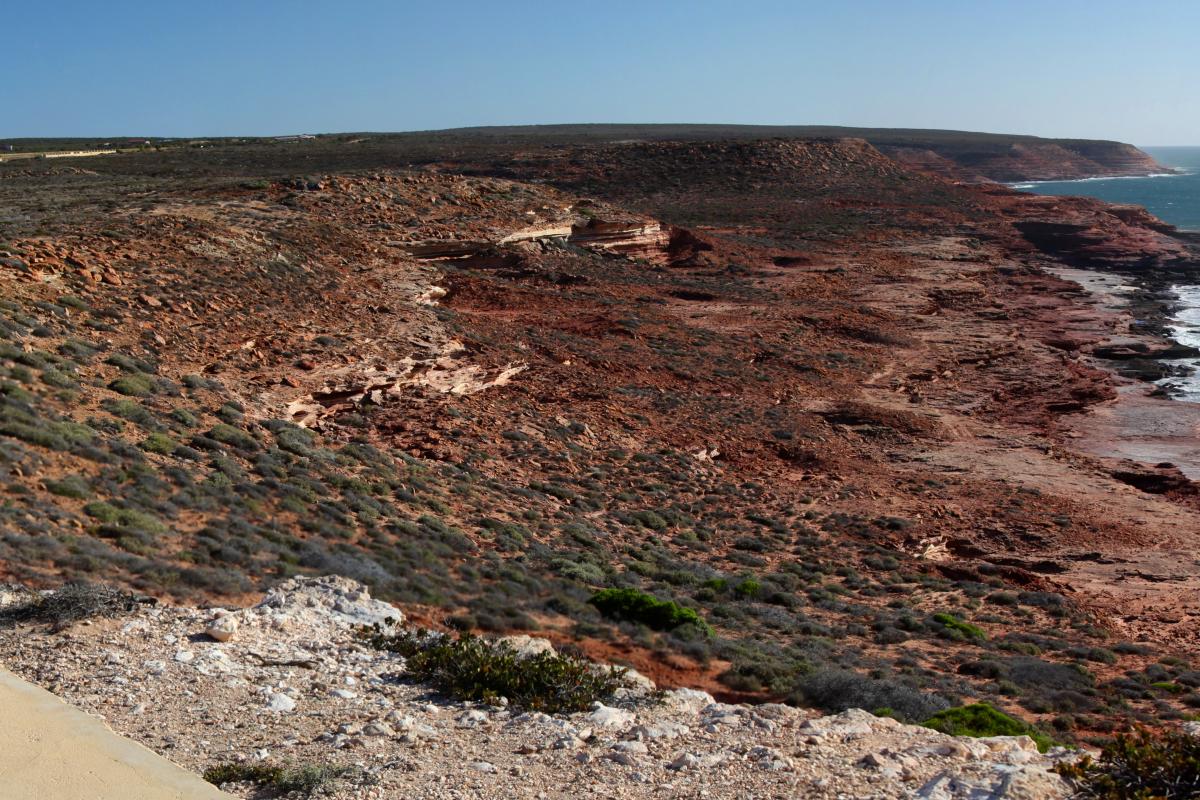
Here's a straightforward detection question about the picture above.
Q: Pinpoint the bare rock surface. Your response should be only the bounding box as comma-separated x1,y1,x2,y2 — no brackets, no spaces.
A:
0,578,1071,798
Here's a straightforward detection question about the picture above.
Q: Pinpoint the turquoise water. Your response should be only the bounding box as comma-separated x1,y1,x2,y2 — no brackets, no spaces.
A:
1012,146,1200,231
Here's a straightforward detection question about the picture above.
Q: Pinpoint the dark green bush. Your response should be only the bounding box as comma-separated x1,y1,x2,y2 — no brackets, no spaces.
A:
58,338,99,361
589,587,711,634
363,627,627,712
1055,728,1200,799
932,612,987,641
733,578,762,598
922,703,1053,752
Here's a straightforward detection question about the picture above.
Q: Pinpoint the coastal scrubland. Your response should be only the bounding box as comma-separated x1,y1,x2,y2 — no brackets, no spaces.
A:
2,128,1200,754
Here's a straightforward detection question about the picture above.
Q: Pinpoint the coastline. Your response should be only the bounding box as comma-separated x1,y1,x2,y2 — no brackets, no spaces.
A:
1009,171,1184,190
1047,266,1200,477
1004,151,1200,236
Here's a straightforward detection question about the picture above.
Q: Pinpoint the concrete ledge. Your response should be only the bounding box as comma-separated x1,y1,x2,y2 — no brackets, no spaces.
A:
0,666,230,800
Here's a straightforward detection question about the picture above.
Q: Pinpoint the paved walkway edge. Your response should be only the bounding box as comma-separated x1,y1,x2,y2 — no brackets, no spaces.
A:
0,666,231,800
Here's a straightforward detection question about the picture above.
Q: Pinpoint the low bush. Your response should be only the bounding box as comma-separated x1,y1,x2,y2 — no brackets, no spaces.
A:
140,432,176,454
362,627,627,712
790,669,949,723
631,510,669,530
102,398,156,427
44,474,91,499
202,762,351,796
733,578,762,598
1055,727,1200,799
208,424,258,451
589,587,712,634
1006,656,1095,692
932,612,987,642
83,501,166,535
109,374,155,396
921,703,1053,752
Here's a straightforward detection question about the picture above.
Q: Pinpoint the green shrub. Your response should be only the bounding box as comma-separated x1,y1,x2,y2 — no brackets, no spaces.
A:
140,433,176,454
105,353,156,374
44,474,91,499
932,612,987,641
362,627,627,712
589,587,712,634
209,423,258,450
922,703,1053,752
1152,681,1187,694
103,398,155,427
202,762,350,796
719,648,804,694
553,558,606,584
631,510,669,530
109,374,155,396
58,338,98,360
1055,728,1200,799
40,369,76,389
275,425,316,456
51,421,95,446
987,591,1019,606
171,408,198,427
83,501,166,535
733,578,762,599
83,501,122,524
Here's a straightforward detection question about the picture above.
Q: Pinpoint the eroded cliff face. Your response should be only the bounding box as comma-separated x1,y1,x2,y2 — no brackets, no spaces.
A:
878,140,1169,183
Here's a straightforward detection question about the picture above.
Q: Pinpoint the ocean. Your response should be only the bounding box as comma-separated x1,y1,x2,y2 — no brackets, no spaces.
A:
1015,147,1200,400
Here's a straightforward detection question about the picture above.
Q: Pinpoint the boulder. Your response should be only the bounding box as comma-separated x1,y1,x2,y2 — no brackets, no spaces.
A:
204,614,238,642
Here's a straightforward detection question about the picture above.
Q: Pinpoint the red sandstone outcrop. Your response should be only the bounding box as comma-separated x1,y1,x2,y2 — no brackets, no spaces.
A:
392,213,712,266
976,187,1200,272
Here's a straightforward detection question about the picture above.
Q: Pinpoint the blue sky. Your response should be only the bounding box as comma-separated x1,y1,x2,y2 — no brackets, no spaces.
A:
5,0,1198,144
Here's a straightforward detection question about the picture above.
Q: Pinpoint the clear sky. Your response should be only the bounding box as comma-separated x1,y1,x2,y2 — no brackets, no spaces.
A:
5,0,1198,145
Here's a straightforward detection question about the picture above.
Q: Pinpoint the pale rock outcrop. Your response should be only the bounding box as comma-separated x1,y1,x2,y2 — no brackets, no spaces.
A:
204,613,238,642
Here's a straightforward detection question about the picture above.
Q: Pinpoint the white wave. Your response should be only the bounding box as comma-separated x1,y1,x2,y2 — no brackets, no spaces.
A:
1008,171,1190,188
1156,284,1200,402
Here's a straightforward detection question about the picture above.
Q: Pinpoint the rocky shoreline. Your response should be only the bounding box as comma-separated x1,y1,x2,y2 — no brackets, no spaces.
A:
1039,265,1200,476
